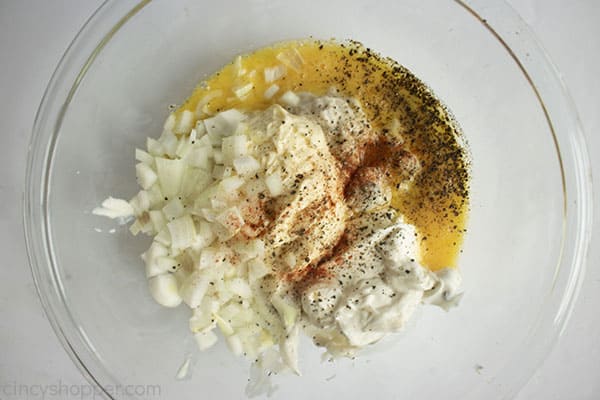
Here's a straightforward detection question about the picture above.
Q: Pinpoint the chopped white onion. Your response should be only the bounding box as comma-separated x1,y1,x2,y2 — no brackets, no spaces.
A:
219,175,245,194
185,145,213,171
225,333,244,356
195,90,223,117
276,48,304,72
270,293,298,331
159,131,179,157
163,113,176,132
234,55,246,77
228,278,253,299
136,162,158,190
265,173,284,196
162,198,185,220
92,197,134,219
149,210,167,232
264,65,286,83
193,220,216,250
263,84,280,100
135,148,154,166
280,324,301,375
155,158,186,198
204,109,246,139
214,313,235,336
180,271,210,308
175,110,195,135
233,83,253,100
247,258,270,283
146,256,178,278
195,330,218,350
154,228,172,246
148,274,182,307
167,215,197,250
213,148,224,165
279,90,300,107
233,155,260,176
147,138,165,156
221,135,248,165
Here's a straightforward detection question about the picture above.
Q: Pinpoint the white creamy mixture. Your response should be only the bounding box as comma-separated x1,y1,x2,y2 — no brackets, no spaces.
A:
94,90,462,378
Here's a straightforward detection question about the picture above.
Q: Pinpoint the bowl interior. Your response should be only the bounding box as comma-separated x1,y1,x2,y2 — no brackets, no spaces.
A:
40,1,569,399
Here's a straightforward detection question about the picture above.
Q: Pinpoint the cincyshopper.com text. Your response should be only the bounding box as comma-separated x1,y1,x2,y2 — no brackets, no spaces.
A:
0,380,161,399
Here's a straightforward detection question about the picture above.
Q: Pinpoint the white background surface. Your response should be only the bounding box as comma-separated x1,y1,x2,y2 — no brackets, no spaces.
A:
0,1,597,399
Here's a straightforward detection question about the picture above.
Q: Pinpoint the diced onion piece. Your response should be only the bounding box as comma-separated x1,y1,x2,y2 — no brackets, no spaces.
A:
92,197,134,219
215,207,245,241
234,55,246,77
175,137,193,158
211,165,226,180
148,274,182,307
196,132,211,147
204,109,246,140
175,110,195,135
270,293,298,331
193,221,216,250
147,184,165,206
141,241,169,263
167,215,197,250
233,155,260,176
135,148,154,166
160,131,179,157
181,168,212,199
147,137,165,156
162,198,185,220
214,313,235,336
186,145,213,171
221,135,248,165
193,184,219,210
233,83,253,100
163,113,176,132
276,48,304,72
195,119,207,137
225,334,243,356
257,330,275,354
180,271,210,308
135,162,158,190
279,90,300,107
280,324,301,375
213,149,224,165
195,330,218,351
265,173,284,196
198,246,218,270
234,239,265,261
175,359,191,380
129,191,151,215
195,90,223,117
228,278,252,299
149,210,167,232
146,256,178,278
189,298,218,333
219,175,245,194
264,65,286,83
155,158,186,197
155,228,172,246
247,258,270,283
263,84,280,99
189,128,198,143
129,220,142,236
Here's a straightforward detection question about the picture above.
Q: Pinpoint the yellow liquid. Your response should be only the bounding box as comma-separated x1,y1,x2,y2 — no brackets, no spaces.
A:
176,40,470,270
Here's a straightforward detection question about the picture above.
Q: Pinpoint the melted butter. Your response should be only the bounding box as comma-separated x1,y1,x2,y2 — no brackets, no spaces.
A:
176,40,469,270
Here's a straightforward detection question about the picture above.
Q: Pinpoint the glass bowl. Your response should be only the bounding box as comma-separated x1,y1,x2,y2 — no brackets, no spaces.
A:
24,1,593,399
